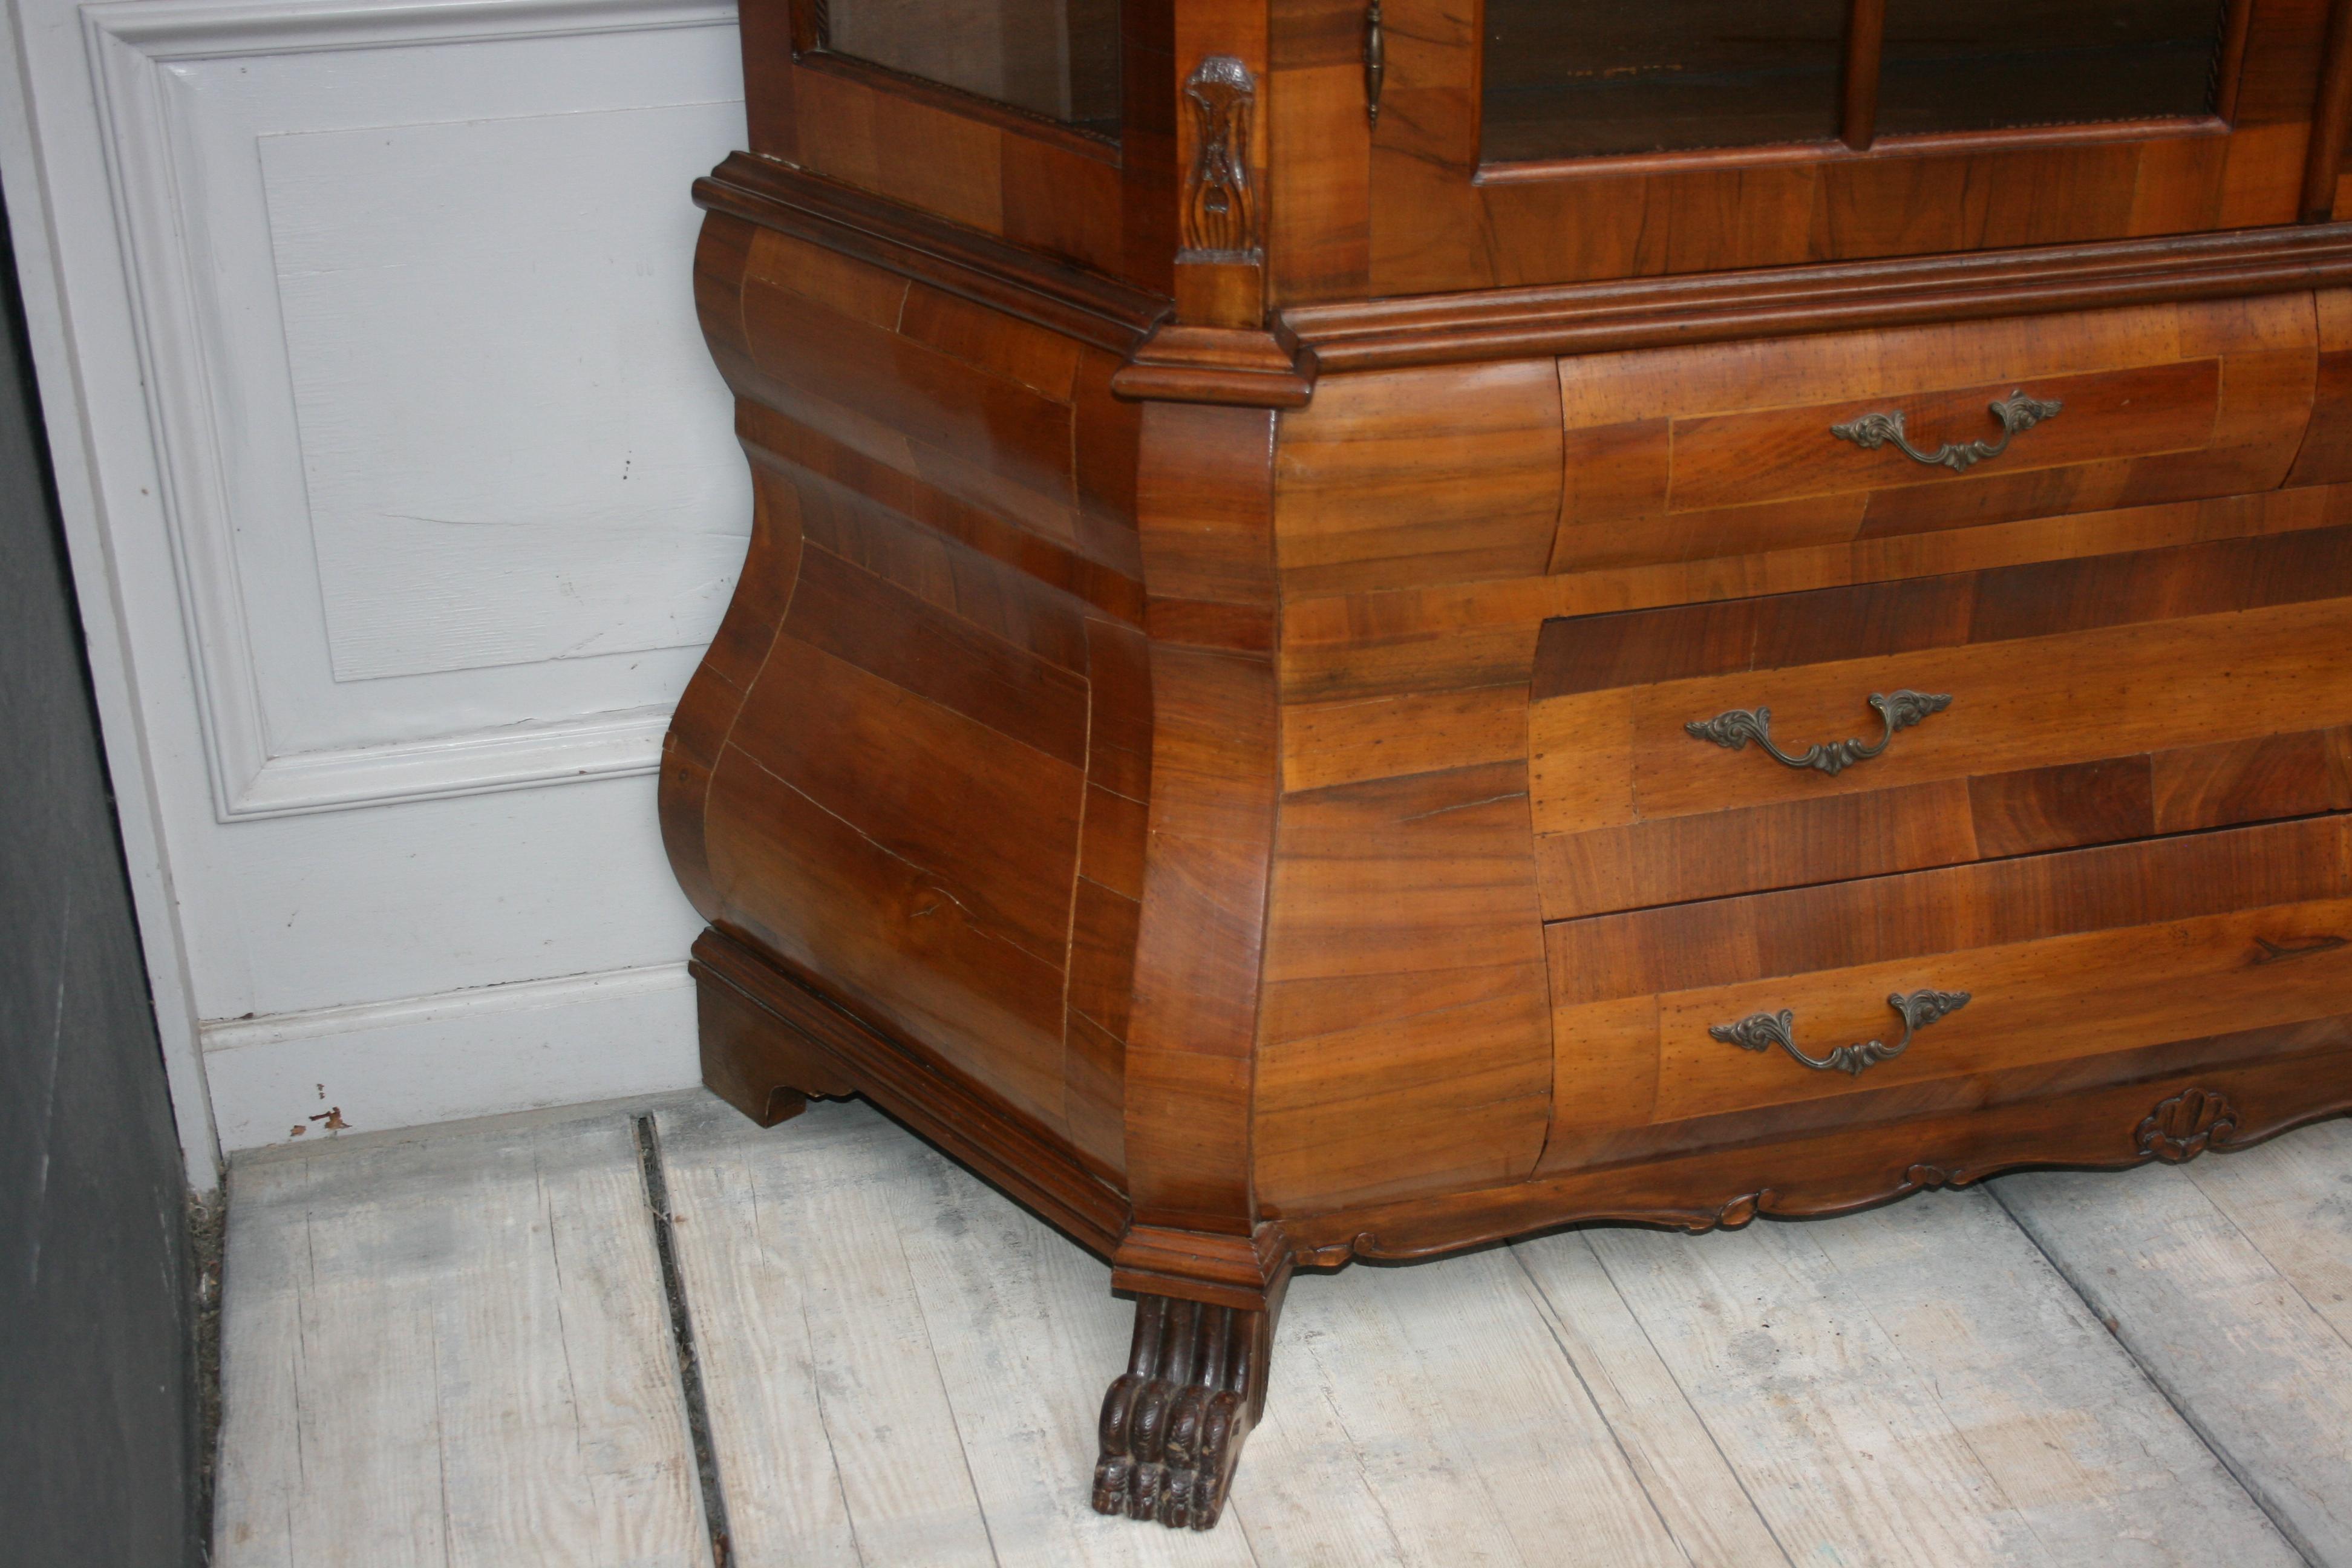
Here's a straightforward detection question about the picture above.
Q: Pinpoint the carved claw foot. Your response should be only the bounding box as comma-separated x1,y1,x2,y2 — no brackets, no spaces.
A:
1092,1293,1272,1530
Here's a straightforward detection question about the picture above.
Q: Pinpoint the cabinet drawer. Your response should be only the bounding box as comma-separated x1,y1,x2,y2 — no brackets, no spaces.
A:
1529,524,2352,921
1547,817,2352,1129
1549,295,2316,573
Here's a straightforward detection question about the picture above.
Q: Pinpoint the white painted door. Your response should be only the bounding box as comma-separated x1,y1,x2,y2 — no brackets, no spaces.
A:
1,0,751,1177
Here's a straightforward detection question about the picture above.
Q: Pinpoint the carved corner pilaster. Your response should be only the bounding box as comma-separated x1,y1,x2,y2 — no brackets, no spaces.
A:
1174,54,1265,330
1181,56,1258,261
2136,1088,2241,1163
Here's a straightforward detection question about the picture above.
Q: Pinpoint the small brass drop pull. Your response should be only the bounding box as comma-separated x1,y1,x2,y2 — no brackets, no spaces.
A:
1687,690,1950,776
1711,989,1971,1077
1832,390,2062,472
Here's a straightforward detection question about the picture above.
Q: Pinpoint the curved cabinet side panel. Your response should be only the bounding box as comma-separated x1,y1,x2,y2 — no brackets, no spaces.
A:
664,202,1157,1180
661,215,794,920
658,459,803,921
702,615,1086,1140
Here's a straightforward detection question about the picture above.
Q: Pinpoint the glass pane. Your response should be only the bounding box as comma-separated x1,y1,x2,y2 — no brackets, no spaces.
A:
1877,0,2229,136
822,0,1121,134
1482,0,1846,163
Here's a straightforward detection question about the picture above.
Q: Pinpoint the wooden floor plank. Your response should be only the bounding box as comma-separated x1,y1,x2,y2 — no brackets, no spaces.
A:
1251,1252,1692,1568
1504,1239,1792,1568
215,1091,2352,1568
2180,1118,2352,1347
212,1111,707,1568
1524,1186,2298,1567
844,1106,1259,1568
1994,1119,2352,1564
659,1096,1253,1568
665,1097,1696,1568
655,1093,996,1567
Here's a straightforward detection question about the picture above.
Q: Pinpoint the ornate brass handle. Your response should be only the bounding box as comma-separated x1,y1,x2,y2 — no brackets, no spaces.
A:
1711,989,1971,1077
1832,390,2062,473
1686,690,1949,776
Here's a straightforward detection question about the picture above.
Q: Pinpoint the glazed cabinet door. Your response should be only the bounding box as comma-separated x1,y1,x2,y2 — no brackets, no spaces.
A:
1349,0,2352,294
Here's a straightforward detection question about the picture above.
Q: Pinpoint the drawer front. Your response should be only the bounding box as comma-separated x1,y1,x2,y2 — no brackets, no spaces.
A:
1549,295,2316,573
1545,817,2352,1131
1529,524,2352,921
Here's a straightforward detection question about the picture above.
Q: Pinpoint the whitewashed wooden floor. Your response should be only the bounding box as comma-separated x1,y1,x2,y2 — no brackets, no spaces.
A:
214,1090,2352,1567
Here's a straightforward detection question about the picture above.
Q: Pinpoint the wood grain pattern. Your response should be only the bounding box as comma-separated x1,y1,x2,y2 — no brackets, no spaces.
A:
676,18,2352,1528
1647,895,2352,1122
1525,525,2352,913
2288,285,2352,484
726,14,1176,287
1272,358,1564,595
1565,593,2352,820
694,929,1129,1256
1285,461,2352,712
678,182,1163,1233
1123,401,1281,1240
708,635,1084,1132
1548,812,2352,1008
1543,817,2352,1130
653,1097,1001,1567
1549,295,2315,575
1288,1031,2352,1263
1266,0,1371,304
1256,762,1553,1213
1290,224,2352,373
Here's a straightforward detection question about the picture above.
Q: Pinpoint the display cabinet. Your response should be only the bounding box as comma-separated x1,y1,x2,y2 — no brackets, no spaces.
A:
662,0,2352,1528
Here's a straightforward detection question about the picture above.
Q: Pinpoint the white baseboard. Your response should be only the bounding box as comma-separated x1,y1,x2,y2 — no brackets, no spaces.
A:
201,962,699,1152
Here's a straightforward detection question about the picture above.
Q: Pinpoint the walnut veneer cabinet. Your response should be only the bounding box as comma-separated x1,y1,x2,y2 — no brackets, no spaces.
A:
662,0,2352,1529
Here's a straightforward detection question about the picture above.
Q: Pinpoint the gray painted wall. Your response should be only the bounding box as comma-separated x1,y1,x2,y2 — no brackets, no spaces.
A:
1,188,201,1566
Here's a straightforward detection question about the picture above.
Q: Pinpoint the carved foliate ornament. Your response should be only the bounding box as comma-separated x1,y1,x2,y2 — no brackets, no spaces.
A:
1181,56,1257,258
2135,1088,2240,1163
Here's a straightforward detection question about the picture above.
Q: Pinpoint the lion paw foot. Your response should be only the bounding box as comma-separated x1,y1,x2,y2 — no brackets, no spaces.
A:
1091,1295,1269,1530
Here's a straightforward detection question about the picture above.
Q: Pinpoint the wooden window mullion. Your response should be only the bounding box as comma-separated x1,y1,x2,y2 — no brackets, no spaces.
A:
1841,0,1886,149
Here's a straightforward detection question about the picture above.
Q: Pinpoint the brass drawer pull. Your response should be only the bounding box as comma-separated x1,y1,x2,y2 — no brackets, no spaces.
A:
1711,988,1971,1077
1832,390,2062,473
1686,689,1950,776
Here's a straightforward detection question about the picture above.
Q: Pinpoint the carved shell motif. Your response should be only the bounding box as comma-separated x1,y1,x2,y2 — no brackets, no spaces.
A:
2135,1088,2240,1163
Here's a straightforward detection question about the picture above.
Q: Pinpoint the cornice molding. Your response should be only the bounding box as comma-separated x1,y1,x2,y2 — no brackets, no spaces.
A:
694,154,1169,356
1285,224,2352,372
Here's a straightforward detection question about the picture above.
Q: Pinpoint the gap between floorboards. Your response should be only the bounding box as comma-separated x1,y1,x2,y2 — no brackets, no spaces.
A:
634,1112,740,1568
